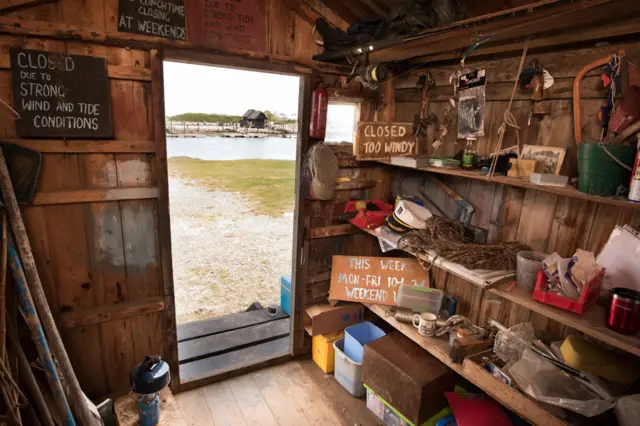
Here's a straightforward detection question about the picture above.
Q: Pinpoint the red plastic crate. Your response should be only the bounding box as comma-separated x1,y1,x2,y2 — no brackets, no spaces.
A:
533,269,605,315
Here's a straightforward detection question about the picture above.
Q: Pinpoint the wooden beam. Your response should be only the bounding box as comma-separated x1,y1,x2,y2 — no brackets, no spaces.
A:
366,0,632,64
290,75,312,355
4,139,154,153
335,180,378,190
308,224,358,239
151,49,181,392
0,17,349,75
411,16,640,64
29,187,159,205
57,297,165,330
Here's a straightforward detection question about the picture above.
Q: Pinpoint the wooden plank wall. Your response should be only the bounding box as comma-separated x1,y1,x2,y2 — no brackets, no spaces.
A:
0,0,348,71
0,0,348,397
386,40,640,338
0,36,164,398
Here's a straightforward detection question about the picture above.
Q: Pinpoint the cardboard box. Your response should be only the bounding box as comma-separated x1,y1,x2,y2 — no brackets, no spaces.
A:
362,332,458,425
303,303,364,336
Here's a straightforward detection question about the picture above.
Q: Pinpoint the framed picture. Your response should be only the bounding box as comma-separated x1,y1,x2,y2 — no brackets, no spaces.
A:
520,145,566,175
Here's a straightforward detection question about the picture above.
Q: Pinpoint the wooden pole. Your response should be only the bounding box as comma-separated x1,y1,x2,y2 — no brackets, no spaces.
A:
0,149,101,426
6,315,55,426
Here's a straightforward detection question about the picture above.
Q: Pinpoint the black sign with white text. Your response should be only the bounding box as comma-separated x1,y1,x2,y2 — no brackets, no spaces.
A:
118,0,186,40
10,48,113,138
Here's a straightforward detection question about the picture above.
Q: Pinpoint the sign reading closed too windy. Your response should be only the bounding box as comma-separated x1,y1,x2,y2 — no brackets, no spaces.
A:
187,0,267,52
329,255,429,306
118,0,186,40
10,48,113,138
356,122,416,160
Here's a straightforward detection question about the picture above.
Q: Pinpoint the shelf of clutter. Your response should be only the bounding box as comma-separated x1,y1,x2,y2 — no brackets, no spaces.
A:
372,159,640,210
361,227,514,288
365,304,568,426
490,284,640,357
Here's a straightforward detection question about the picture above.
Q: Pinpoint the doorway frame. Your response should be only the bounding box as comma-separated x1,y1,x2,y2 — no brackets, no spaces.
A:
156,48,312,391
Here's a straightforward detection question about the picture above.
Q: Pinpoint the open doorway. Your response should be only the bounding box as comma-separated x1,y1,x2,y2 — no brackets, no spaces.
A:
163,61,299,383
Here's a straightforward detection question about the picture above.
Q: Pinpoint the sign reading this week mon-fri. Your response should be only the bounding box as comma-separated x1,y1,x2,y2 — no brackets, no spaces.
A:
118,0,186,40
329,255,429,306
355,122,416,160
10,48,114,138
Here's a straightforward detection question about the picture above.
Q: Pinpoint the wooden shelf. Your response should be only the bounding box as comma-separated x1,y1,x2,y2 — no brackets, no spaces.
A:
361,228,514,288
376,160,640,210
490,284,640,358
366,304,567,426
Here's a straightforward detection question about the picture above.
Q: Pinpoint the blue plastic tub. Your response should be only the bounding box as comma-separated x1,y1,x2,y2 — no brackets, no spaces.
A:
344,321,386,363
280,275,291,315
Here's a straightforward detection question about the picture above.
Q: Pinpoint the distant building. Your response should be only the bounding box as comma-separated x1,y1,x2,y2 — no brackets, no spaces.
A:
241,109,268,129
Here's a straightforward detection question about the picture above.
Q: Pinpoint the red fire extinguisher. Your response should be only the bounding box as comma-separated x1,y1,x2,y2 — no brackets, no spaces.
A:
310,88,328,139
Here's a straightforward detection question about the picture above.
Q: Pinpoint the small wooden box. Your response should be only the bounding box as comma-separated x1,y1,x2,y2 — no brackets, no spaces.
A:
507,158,544,178
362,332,458,425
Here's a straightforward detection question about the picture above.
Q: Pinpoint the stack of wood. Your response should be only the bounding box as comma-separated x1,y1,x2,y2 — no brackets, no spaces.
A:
0,150,102,426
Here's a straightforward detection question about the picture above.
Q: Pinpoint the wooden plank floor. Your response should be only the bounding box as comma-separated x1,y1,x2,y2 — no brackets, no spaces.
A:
176,360,383,426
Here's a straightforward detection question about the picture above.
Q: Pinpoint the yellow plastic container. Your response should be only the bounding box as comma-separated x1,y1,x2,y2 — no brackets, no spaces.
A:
560,335,640,384
312,331,344,373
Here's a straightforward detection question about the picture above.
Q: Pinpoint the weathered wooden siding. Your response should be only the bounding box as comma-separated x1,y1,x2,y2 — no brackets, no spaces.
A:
385,40,640,339
0,0,348,73
0,0,347,396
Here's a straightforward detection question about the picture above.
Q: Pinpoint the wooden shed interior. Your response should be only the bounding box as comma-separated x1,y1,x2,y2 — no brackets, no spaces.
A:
1,0,640,425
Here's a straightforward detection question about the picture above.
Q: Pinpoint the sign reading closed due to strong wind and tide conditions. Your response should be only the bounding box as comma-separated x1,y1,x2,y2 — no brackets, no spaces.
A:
329,255,429,306
10,48,113,138
356,122,416,160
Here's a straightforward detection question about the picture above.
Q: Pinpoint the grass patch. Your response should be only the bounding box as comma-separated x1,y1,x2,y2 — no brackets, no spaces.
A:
169,157,295,217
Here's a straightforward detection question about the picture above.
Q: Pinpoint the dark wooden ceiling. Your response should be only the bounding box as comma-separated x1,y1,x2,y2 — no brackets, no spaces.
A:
320,0,538,25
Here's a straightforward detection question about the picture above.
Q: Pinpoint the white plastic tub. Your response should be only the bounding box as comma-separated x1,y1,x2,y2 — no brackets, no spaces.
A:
333,338,365,397
397,285,443,314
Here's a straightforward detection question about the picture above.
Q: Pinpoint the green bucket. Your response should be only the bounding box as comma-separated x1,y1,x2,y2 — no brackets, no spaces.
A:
578,142,636,196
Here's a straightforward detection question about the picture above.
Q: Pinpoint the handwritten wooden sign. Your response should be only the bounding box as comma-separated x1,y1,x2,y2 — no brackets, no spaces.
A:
329,255,429,306
187,0,267,52
118,0,186,40
355,122,416,160
10,48,113,138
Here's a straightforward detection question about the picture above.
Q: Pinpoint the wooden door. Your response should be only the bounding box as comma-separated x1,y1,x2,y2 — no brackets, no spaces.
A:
0,37,177,397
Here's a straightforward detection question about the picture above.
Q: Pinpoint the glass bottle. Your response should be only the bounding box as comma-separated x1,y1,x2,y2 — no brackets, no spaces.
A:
462,137,476,169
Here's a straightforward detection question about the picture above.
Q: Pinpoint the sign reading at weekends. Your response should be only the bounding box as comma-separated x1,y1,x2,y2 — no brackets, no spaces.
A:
118,0,186,40
187,0,267,52
329,255,429,306
10,48,114,138
356,122,416,160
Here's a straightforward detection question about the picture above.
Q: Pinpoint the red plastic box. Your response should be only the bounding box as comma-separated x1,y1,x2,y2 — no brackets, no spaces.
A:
533,269,605,315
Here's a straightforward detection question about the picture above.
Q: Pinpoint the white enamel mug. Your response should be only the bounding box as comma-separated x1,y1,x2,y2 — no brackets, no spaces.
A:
412,312,437,337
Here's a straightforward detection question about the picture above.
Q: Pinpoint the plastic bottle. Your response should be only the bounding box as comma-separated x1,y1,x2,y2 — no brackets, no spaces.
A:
462,137,476,169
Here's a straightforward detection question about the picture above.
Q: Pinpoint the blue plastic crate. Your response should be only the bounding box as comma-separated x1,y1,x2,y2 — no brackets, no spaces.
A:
280,275,292,315
344,321,386,363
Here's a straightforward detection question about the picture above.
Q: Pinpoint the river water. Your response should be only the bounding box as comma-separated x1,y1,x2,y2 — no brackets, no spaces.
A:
167,132,352,160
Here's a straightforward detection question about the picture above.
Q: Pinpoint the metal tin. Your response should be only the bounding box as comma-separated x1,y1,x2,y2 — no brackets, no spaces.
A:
607,287,640,335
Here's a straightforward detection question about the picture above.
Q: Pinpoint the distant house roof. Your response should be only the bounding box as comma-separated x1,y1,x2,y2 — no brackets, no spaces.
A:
243,109,268,120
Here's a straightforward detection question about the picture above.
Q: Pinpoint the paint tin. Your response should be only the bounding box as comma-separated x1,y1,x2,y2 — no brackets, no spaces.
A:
628,135,640,202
